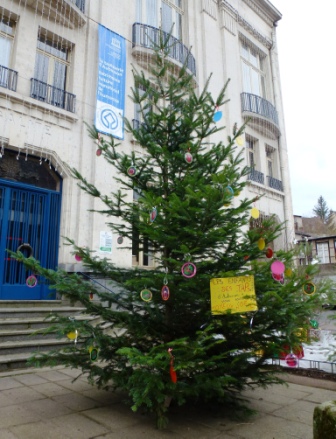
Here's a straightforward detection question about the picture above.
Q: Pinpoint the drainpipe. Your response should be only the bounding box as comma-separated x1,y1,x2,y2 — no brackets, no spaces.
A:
269,22,295,250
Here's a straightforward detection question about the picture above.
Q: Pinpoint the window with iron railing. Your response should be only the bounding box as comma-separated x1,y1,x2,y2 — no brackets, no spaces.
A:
0,14,17,91
31,30,75,112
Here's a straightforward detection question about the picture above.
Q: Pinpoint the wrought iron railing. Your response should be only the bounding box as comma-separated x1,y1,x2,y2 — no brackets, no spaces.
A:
0,65,18,92
132,23,196,76
247,169,264,185
267,175,283,191
30,78,76,113
241,92,279,126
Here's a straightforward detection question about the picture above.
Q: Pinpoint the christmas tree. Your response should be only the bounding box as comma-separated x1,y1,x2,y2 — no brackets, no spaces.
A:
14,36,321,428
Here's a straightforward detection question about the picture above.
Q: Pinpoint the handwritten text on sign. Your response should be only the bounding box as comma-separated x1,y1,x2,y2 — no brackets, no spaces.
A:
210,275,258,315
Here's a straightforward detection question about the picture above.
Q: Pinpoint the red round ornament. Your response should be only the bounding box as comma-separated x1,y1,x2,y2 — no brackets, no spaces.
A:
265,247,273,258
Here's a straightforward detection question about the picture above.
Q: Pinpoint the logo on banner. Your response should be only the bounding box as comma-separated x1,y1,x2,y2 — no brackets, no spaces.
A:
96,25,126,140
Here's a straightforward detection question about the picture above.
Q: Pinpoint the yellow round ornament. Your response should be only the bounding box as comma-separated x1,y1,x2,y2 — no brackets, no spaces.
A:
251,207,260,219
67,331,78,340
236,136,244,146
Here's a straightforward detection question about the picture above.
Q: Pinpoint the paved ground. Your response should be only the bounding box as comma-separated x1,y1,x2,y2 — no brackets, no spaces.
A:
0,366,335,438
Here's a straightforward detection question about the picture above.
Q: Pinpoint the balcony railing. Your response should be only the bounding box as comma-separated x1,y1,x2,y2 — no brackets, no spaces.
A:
241,93,279,126
267,175,283,191
247,169,264,185
132,23,196,76
71,0,85,13
0,65,18,92
30,79,76,113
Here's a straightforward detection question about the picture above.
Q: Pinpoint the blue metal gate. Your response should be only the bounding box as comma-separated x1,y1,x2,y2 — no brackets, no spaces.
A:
0,179,62,300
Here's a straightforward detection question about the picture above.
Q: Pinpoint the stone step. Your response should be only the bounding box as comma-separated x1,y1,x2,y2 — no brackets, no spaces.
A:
0,337,84,356
0,307,86,319
0,328,58,342
0,300,63,308
0,314,95,330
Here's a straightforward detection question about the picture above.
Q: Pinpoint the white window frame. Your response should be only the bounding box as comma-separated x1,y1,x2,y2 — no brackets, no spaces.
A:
0,12,15,69
241,38,267,98
136,0,183,40
34,29,71,92
316,242,330,264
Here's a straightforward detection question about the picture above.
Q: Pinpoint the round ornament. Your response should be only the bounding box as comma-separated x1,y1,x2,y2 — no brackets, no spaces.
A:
257,238,265,250
265,247,273,259
224,186,234,199
250,207,260,219
303,282,316,295
26,275,37,288
285,353,298,367
184,151,193,163
75,253,82,262
140,288,153,302
213,110,222,122
127,166,137,177
181,262,197,278
117,236,123,244
161,285,170,301
67,330,78,340
96,149,102,157
236,136,244,146
271,260,285,275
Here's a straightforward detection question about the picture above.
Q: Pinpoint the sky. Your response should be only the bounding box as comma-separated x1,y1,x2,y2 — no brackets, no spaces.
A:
269,1,336,217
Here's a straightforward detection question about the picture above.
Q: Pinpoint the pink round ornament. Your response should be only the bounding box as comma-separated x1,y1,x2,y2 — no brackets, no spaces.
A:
285,353,298,367
96,149,102,156
127,166,137,177
75,254,82,262
26,275,37,288
271,260,285,275
181,262,197,278
185,151,193,163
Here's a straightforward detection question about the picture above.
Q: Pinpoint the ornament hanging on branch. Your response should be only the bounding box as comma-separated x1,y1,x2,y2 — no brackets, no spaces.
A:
168,348,177,383
127,164,137,177
26,275,38,288
184,148,193,164
149,207,157,223
161,268,170,301
67,330,79,344
303,282,316,295
181,255,197,278
89,345,99,361
250,207,260,219
213,106,222,122
257,237,265,250
140,288,153,302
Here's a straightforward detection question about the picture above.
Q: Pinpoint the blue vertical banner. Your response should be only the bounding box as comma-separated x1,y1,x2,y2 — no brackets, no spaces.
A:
95,25,126,140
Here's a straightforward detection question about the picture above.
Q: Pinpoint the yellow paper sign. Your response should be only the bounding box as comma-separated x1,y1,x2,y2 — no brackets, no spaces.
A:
210,275,258,315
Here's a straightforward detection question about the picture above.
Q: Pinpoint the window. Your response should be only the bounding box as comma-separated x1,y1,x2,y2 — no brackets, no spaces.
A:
266,145,275,177
241,39,266,98
0,13,14,69
316,242,329,264
246,136,257,169
31,30,75,111
0,12,17,91
136,0,183,40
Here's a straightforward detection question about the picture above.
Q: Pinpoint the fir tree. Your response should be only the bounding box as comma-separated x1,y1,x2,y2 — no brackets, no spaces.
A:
14,37,322,428
313,195,330,224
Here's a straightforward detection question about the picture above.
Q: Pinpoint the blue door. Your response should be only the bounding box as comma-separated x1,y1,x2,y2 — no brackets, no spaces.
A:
0,180,62,300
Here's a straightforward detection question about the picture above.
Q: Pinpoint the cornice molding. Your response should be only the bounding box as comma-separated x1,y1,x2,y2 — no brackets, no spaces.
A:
219,0,272,48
